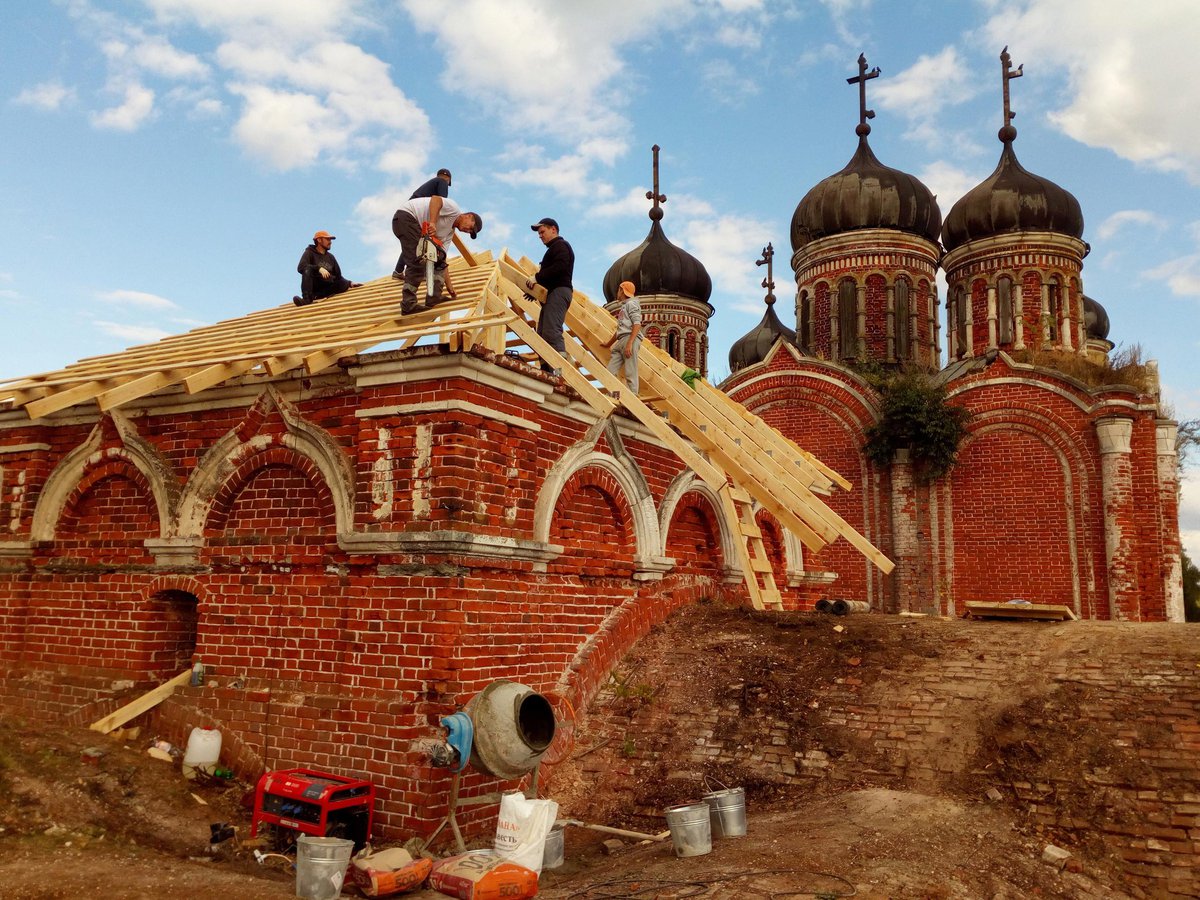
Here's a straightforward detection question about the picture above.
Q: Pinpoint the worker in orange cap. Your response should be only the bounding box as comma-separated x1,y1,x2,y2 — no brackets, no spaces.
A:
602,280,642,395
294,230,360,307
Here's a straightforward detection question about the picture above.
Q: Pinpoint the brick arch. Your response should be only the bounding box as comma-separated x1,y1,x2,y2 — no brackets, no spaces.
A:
177,398,354,539
553,576,741,712
54,459,161,562
203,445,337,538
548,465,637,574
659,472,736,565
947,411,1092,615
534,428,659,563
31,431,173,543
663,490,725,576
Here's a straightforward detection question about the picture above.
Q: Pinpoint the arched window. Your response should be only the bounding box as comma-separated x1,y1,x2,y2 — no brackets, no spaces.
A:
997,276,1014,344
666,329,680,359
955,286,968,355
1047,277,1061,343
894,278,910,360
838,279,856,360
799,290,811,351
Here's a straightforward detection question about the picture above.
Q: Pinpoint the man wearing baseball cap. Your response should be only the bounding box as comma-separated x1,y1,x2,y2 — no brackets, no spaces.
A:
525,217,574,375
294,230,360,307
391,194,483,314
393,168,454,280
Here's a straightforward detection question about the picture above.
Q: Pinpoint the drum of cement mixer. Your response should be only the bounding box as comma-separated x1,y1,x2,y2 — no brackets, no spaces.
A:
464,680,556,778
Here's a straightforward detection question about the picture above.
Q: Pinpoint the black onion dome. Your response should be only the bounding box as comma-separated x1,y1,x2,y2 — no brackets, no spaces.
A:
729,298,800,372
603,220,712,304
1083,294,1110,341
942,137,1084,252
790,136,942,252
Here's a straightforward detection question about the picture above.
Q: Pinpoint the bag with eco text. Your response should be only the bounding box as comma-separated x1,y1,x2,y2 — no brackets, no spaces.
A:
493,791,559,875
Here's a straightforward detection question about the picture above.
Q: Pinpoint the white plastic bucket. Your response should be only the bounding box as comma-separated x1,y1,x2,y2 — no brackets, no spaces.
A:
664,803,711,857
182,726,221,779
296,835,354,900
542,823,565,869
703,787,747,838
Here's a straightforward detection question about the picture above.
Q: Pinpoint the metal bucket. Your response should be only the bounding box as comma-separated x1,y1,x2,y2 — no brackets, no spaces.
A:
295,835,354,900
542,823,565,870
703,786,747,838
664,802,711,857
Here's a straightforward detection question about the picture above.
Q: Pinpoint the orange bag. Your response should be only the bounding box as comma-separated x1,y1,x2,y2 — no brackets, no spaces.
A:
350,847,433,897
428,850,538,900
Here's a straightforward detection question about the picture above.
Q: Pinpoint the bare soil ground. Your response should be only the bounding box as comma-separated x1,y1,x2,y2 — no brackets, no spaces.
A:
0,602,1159,899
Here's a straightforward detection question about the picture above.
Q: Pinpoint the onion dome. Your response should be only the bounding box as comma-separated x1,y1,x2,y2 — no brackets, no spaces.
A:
1083,294,1110,341
790,133,942,252
603,218,712,304
942,135,1084,252
729,293,799,372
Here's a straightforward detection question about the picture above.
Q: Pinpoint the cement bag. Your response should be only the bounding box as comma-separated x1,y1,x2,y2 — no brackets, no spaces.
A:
493,791,559,874
427,850,537,900
350,846,432,897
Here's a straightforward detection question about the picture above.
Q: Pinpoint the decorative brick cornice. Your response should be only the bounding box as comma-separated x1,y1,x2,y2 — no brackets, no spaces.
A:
338,529,563,564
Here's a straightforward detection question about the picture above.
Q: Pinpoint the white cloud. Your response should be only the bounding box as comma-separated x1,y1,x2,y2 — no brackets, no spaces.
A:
13,81,75,111
1179,468,1200,563
703,59,761,105
981,0,1200,183
714,25,762,49
679,210,776,313
91,83,155,130
218,40,432,173
874,46,980,148
94,321,172,343
496,152,616,203
1096,210,1167,242
918,161,980,215
1144,254,1200,298
103,36,209,80
96,289,179,310
144,0,375,43
593,187,655,219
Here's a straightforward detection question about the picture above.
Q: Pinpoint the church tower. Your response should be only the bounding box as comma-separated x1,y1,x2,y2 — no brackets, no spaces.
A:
941,48,1088,361
604,145,714,376
789,55,942,370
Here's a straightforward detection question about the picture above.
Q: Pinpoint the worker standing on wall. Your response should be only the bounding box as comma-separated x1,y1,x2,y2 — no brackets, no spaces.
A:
526,217,574,376
603,280,642,395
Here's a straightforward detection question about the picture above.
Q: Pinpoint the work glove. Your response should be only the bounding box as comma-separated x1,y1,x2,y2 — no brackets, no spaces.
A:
318,266,331,280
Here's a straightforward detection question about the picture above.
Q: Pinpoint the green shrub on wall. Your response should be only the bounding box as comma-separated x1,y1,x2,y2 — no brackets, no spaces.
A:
858,364,971,484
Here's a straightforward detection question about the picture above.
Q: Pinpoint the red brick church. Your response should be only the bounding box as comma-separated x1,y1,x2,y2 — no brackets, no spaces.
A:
0,50,1183,837
722,51,1183,623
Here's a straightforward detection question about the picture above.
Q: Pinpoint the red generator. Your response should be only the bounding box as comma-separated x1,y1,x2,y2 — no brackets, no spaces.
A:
251,768,375,850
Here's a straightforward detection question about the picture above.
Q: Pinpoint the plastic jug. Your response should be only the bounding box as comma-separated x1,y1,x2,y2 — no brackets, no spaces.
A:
182,726,221,779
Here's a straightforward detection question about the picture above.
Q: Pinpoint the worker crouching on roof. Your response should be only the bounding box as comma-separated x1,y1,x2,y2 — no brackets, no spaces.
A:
294,230,360,307
391,195,482,315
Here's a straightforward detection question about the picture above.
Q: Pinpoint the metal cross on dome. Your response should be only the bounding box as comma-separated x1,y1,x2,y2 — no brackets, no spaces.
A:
756,242,776,305
646,144,667,221
1000,46,1024,136
846,53,880,135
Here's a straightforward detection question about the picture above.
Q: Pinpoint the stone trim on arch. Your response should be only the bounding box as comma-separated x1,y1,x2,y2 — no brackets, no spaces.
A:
533,417,663,576
659,470,738,574
177,387,355,540
31,412,177,543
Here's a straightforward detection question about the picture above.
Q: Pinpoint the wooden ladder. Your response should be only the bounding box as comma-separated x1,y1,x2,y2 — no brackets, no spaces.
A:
719,485,783,610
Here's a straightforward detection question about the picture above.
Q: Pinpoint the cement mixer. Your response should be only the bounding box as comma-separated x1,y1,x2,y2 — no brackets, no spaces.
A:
421,679,558,852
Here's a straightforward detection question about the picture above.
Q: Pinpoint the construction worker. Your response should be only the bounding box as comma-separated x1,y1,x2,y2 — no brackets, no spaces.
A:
603,280,642,395
391,196,482,315
526,217,574,375
392,168,452,280
294,230,360,307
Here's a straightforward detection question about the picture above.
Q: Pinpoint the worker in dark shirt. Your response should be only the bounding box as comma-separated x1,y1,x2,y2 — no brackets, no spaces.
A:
294,230,360,306
392,168,452,280
526,217,574,375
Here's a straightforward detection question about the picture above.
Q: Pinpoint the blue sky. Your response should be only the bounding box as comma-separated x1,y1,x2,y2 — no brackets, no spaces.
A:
3,0,1199,562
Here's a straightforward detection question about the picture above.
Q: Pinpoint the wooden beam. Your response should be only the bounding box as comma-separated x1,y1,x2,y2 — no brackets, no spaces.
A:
90,669,192,734
25,380,111,419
